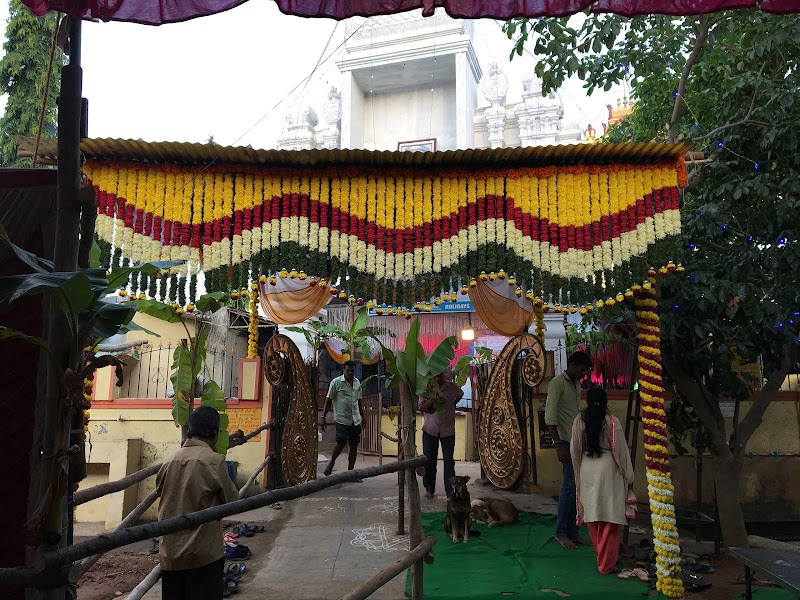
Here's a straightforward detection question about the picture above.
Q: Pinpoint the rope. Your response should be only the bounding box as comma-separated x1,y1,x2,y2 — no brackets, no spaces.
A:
32,13,61,168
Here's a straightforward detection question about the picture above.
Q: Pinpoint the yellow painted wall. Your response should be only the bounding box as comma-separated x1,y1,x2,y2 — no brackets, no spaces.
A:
379,412,474,461
526,394,800,507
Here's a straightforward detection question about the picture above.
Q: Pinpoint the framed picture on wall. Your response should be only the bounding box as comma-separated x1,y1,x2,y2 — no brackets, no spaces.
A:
397,138,436,152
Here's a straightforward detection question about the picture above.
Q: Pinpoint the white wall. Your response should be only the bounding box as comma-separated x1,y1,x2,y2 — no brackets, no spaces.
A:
357,83,457,151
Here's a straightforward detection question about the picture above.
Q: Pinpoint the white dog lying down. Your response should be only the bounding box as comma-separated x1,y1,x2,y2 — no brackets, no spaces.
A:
469,497,519,528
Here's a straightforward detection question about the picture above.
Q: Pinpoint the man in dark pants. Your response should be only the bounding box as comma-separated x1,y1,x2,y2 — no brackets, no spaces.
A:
419,368,464,500
319,360,366,477
156,406,238,600
545,350,592,550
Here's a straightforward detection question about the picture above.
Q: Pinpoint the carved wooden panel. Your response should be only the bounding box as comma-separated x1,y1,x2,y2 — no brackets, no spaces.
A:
478,333,547,489
264,334,318,486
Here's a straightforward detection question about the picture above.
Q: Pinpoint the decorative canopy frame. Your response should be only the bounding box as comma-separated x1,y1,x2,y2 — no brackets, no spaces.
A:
72,138,690,315
21,0,800,25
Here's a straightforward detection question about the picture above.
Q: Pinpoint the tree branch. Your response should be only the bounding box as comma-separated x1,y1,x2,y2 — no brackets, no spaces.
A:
669,17,710,142
693,63,767,141
661,351,729,455
733,343,793,453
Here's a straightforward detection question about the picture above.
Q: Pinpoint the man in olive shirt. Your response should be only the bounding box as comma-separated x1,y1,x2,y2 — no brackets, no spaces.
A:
545,350,592,550
319,360,366,477
156,406,238,600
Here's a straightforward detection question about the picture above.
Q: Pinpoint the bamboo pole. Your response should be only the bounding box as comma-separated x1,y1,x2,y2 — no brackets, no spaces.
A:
339,536,437,600
399,384,424,600
0,457,426,584
238,453,273,499
78,490,158,576
125,565,161,600
73,464,160,506
73,422,274,506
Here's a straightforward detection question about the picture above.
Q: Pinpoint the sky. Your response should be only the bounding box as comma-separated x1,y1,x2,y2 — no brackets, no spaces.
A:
0,2,625,150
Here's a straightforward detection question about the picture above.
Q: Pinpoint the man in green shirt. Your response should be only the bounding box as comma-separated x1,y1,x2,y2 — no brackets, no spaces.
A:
545,350,592,550
319,360,366,477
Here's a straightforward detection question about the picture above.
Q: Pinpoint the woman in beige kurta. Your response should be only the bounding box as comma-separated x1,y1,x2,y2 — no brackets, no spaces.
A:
571,388,634,574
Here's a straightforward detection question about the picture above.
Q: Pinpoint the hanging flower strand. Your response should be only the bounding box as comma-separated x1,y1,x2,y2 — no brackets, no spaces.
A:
635,277,683,599
247,279,260,359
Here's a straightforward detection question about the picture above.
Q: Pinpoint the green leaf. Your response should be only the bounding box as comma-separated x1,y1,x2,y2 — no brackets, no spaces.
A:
452,355,473,387
350,306,369,336
170,343,195,426
403,318,422,394
0,325,51,352
172,395,189,427
130,299,183,323
200,380,226,412
84,301,137,341
89,238,101,269
0,223,53,273
426,336,458,378
195,291,229,313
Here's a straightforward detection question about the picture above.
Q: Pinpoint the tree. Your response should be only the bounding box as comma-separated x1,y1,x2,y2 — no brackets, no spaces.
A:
504,11,800,547
0,1,63,166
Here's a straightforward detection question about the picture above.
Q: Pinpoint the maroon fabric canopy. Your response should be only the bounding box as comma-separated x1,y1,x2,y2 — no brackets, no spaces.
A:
22,0,800,23
275,0,799,19
22,0,248,25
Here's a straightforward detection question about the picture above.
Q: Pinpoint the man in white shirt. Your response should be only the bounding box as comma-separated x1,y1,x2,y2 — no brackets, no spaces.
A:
319,360,365,477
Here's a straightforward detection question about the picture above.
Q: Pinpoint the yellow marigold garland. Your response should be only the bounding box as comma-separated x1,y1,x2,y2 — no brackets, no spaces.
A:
247,280,259,358
636,278,684,598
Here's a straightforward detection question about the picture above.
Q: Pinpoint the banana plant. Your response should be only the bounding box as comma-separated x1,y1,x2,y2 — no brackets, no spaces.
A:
131,292,232,453
328,306,389,362
372,317,471,409
0,224,180,508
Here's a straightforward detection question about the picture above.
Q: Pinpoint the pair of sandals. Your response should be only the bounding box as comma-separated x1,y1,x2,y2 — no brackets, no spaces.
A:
224,544,251,560
618,567,650,582
231,524,265,537
223,562,246,597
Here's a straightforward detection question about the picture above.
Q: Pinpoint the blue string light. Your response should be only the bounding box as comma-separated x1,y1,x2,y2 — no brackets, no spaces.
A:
747,236,754,243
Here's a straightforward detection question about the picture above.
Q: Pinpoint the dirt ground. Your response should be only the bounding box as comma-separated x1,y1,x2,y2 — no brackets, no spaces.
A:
78,551,159,600
75,509,290,600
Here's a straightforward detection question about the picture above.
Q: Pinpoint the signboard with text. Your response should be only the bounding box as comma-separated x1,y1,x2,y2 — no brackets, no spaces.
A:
368,300,475,315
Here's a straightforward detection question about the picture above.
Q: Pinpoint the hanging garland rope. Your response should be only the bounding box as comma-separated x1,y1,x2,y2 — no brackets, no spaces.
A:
86,158,685,310
635,267,684,599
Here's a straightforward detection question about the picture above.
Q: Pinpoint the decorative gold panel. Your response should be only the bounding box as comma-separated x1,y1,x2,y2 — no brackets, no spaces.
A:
478,333,547,490
263,335,318,486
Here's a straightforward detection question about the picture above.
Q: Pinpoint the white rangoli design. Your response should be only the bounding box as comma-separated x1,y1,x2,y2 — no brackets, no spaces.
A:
351,523,409,552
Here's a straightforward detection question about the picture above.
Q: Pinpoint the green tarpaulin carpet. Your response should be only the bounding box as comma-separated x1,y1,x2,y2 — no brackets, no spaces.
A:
406,512,657,599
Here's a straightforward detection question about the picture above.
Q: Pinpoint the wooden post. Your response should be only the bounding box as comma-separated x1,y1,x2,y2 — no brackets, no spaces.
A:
399,383,424,600
339,536,437,600
38,16,83,600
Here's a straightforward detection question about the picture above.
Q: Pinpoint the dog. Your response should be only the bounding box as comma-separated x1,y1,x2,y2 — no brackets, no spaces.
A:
444,475,479,543
469,497,519,528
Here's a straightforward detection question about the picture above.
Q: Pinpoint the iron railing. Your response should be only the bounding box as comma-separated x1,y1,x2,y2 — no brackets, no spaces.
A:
117,345,243,399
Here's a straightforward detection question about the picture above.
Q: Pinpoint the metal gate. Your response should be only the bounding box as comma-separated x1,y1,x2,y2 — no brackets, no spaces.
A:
359,393,383,455
263,334,318,489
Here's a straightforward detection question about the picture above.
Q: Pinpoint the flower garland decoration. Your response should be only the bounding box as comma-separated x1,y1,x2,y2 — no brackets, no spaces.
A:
533,297,545,341
635,278,684,599
247,279,260,358
86,157,686,309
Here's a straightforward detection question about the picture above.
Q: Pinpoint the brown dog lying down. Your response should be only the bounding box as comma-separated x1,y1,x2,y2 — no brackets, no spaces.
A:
444,476,481,543
469,497,519,528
